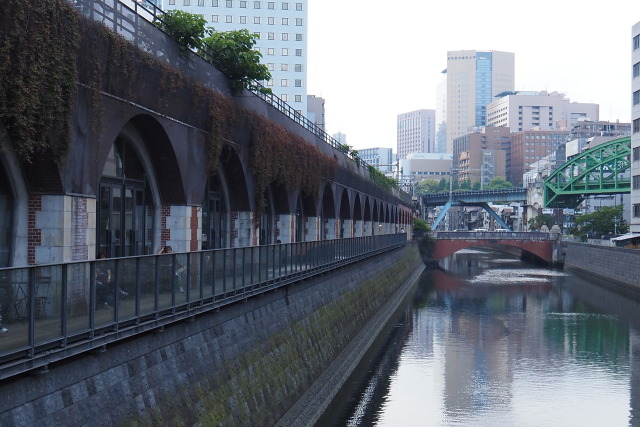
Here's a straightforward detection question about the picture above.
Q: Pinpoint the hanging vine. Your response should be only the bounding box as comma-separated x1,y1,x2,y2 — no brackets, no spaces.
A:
0,0,79,161
0,0,360,225
248,112,337,222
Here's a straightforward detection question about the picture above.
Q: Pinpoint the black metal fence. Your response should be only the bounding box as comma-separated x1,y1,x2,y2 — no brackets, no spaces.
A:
0,234,406,379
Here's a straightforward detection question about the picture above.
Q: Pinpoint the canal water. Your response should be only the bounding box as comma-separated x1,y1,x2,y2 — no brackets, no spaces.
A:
319,249,640,427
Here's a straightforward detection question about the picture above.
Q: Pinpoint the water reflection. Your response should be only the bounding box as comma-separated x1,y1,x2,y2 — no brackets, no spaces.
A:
332,249,638,427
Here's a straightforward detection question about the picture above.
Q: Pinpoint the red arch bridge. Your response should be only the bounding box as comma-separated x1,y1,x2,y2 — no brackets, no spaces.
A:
430,231,564,266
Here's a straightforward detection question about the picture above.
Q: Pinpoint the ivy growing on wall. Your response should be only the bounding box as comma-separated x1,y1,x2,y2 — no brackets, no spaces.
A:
248,112,337,222
0,0,79,161
0,0,354,224
368,165,398,192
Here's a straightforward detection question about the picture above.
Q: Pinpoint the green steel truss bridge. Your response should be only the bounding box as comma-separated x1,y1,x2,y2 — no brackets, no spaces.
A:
544,136,631,208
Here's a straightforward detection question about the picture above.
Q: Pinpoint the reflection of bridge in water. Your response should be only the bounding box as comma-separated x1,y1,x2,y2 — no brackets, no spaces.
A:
431,231,563,266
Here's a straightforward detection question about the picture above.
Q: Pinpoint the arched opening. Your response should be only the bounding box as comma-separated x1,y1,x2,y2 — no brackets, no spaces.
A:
0,166,14,267
259,188,275,245
321,183,336,240
202,172,229,249
372,200,380,235
363,197,372,236
97,136,155,257
296,191,316,242
353,193,363,237
339,189,350,238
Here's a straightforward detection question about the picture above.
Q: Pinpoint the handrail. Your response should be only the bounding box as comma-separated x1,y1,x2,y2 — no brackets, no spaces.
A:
0,234,406,380
67,0,371,171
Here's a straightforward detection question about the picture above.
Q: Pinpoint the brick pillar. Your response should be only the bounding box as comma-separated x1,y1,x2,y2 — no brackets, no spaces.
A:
276,214,294,243
27,195,42,265
354,220,363,237
231,210,252,248
304,216,319,241
28,195,95,264
190,206,199,251
160,205,192,253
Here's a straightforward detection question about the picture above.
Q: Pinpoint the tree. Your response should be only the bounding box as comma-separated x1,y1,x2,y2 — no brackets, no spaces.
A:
472,181,481,191
572,205,628,238
459,178,471,190
414,218,430,232
484,176,513,190
528,213,554,230
415,179,441,195
155,10,209,56
203,29,272,94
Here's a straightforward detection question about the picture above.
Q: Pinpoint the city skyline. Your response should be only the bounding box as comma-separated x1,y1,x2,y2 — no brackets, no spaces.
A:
307,0,637,150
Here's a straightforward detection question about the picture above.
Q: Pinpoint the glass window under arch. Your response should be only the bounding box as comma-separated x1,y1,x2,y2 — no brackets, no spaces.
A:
98,138,153,258
202,174,228,250
0,166,14,267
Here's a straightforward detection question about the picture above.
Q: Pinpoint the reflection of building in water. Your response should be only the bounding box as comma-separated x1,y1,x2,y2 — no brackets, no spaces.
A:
631,329,640,425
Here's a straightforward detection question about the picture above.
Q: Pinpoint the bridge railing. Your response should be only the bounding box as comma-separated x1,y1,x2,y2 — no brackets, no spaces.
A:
0,234,405,379
436,231,559,241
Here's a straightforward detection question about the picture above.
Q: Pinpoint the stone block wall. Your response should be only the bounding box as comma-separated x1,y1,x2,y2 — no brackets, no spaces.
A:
564,242,640,289
0,244,423,426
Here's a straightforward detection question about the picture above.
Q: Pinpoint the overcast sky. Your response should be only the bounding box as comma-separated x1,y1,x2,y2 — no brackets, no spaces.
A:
306,0,638,151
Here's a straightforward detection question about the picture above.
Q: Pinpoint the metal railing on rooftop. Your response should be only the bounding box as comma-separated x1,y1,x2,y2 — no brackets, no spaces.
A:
0,234,406,380
68,0,370,169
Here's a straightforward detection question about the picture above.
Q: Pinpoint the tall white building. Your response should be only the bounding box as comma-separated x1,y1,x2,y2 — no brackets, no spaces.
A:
306,95,324,131
631,21,640,232
163,0,308,115
486,91,599,132
435,74,447,153
359,147,394,173
444,50,515,153
397,109,436,159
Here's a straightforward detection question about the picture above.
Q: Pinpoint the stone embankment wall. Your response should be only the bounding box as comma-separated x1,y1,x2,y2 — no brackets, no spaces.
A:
0,244,424,426
563,241,640,290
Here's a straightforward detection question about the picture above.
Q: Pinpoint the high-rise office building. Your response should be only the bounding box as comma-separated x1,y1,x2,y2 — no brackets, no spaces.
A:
359,147,394,174
435,75,447,153
396,109,436,159
486,90,599,132
631,21,640,232
452,126,510,186
444,50,515,153
163,0,308,115
306,95,325,131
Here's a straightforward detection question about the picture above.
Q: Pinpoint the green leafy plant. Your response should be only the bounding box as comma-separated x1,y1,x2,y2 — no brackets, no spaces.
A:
528,213,554,230
368,166,398,191
413,218,430,232
203,29,271,94
484,176,513,189
155,10,209,56
571,204,628,238
0,0,79,161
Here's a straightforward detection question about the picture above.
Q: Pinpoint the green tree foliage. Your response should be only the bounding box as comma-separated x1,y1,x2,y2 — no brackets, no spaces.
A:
155,10,209,56
459,178,472,190
572,205,628,238
414,217,430,232
528,213,555,230
415,179,441,195
368,166,398,191
484,176,513,190
203,29,272,94
472,181,481,191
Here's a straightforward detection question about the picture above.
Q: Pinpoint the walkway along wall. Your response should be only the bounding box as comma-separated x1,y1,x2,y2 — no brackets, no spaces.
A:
563,242,640,291
0,244,424,426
